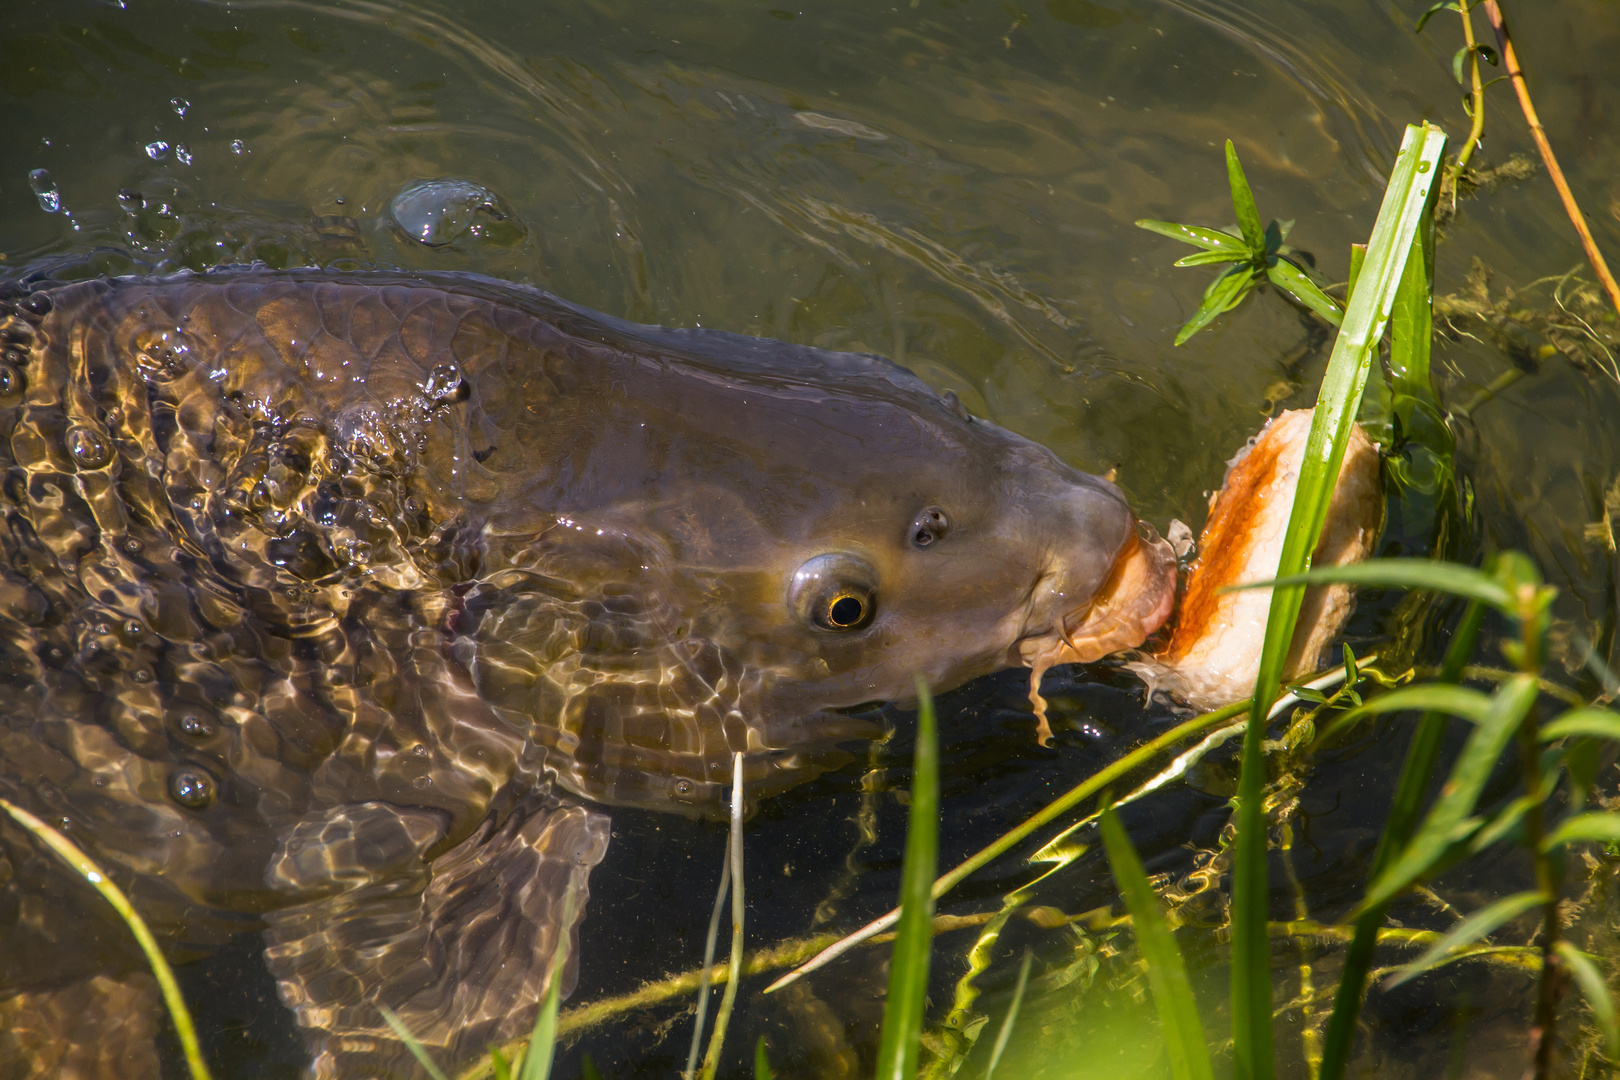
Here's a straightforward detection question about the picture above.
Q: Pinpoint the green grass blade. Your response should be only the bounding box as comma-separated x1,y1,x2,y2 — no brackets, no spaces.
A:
1225,140,1266,252
1355,674,1539,915
1556,942,1620,1059
1135,219,1247,251
0,797,215,1080
1231,558,1514,613
1542,811,1620,851
1175,266,1256,345
380,1007,453,1080
1320,684,1496,743
1540,707,1620,743
489,1048,513,1080
685,840,734,1078
581,1055,604,1080
1384,890,1548,987
1319,601,1485,1080
519,884,582,1080
754,1038,775,1080
1100,806,1215,1080
984,950,1034,1080
1389,207,1437,401
697,754,748,1080
874,677,941,1080
1266,259,1345,325
1230,122,1447,1080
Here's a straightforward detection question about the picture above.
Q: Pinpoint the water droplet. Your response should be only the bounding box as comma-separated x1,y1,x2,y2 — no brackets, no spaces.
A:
123,619,143,636
168,767,216,808
423,363,467,404
388,179,521,247
144,141,170,161
174,144,193,166
170,97,189,117
132,669,153,684
675,779,695,796
65,425,113,469
86,871,102,883
230,139,246,155
122,537,143,554
178,714,216,738
0,365,22,400
28,170,60,213
117,189,145,213
20,292,51,317
412,775,433,789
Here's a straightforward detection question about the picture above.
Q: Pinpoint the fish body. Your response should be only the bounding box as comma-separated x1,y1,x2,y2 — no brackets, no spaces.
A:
0,269,1173,1076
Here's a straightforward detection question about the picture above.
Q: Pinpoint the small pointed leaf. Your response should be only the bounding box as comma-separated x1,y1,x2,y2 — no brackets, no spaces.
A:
1135,219,1248,251
1225,140,1266,253
1174,266,1257,345
1229,558,1515,613
1557,942,1620,1060
1174,249,1253,267
1267,259,1346,325
1540,707,1620,743
1544,811,1620,851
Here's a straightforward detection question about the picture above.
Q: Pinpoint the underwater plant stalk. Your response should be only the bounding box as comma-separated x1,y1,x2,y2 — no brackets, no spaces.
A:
685,840,733,1078
1450,0,1488,182
697,753,748,1080
0,798,214,1080
1482,0,1620,318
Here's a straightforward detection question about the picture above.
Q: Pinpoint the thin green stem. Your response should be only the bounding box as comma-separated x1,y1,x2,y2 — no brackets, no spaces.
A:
1450,2,1488,181
0,798,214,1080
698,753,748,1080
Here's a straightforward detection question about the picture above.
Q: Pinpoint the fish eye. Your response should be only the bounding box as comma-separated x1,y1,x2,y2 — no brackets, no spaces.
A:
789,553,878,633
911,506,949,548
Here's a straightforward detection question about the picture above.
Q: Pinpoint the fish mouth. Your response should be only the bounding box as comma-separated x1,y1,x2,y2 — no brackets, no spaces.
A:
1016,524,1178,745
1019,524,1178,669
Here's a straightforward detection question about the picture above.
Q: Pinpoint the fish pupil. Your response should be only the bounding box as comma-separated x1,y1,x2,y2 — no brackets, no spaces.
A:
829,595,864,626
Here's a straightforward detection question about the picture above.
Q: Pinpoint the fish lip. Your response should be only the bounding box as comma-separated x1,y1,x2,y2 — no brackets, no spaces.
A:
1014,524,1178,669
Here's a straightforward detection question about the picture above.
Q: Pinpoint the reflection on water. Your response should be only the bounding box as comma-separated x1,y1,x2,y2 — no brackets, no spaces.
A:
3,0,1620,1076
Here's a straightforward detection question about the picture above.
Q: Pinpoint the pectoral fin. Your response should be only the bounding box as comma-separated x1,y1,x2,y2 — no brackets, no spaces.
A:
263,794,609,1079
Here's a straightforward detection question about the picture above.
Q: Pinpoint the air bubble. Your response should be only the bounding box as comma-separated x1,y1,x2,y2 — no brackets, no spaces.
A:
175,144,193,166
0,365,22,400
389,179,524,247
230,139,246,155
171,97,189,117
65,425,113,469
178,714,217,738
423,363,467,404
28,170,61,213
168,767,216,809
144,141,170,160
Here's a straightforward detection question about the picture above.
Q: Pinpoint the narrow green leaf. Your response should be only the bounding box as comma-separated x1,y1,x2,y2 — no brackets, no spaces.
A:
1556,942,1620,1060
1323,684,1496,743
754,1038,775,1080
1135,219,1248,252
1175,266,1257,345
489,1048,513,1080
519,885,581,1080
1540,707,1620,743
581,1055,604,1080
1414,1,1460,34
1233,122,1448,1080
1346,243,1367,304
1355,674,1539,915
380,1008,452,1080
1175,249,1253,267
985,950,1034,1080
1287,685,1331,705
1544,811,1620,851
1385,890,1547,987
1266,259,1345,325
1100,806,1215,1080
1320,601,1485,1080
1452,45,1470,84
1233,558,1514,613
875,677,940,1080
1389,202,1436,401
1225,140,1266,253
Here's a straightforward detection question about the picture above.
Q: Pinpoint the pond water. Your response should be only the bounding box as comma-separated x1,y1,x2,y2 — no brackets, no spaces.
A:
3,0,1620,1077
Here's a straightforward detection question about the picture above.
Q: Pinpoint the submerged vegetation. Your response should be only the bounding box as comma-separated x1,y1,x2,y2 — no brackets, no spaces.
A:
6,3,1620,1080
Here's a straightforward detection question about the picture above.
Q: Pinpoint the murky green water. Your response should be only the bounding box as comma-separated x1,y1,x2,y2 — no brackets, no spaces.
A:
4,0,1620,1077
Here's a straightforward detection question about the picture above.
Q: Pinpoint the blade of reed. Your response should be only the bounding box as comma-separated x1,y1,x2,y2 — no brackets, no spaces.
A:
1230,121,1447,1080
984,950,1034,1080
874,676,941,1080
1383,889,1547,988
1555,942,1620,1059
379,1007,452,1080
517,883,581,1080
1100,806,1215,1080
697,753,748,1080
685,837,734,1078
0,797,215,1080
